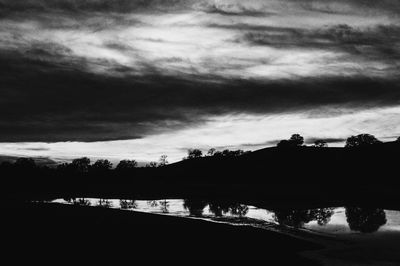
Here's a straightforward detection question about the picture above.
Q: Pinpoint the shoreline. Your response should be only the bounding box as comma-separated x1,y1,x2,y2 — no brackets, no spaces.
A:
3,200,400,265
1,200,321,265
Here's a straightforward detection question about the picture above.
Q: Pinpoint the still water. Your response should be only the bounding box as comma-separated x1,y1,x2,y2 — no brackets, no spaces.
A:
51,198,400,237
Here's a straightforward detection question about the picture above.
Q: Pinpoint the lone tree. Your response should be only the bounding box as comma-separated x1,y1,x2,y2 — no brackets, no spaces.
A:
313,140,328,148
158,155,168,167
277,134,304,148
345,134,382,148
187,149,203,159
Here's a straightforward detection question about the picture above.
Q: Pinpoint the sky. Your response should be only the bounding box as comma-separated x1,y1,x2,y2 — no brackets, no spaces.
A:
0,0,400,164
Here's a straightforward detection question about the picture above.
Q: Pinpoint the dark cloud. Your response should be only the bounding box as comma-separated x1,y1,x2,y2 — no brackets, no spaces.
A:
21,147,50,151
1,0,399,14
200,3,274,17
305,137,346,144
1,44,400,142
294,0,400,14
0,0,186,13
234,24,400,60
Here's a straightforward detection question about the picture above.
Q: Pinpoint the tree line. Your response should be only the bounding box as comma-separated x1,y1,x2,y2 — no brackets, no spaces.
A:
0,133,398,171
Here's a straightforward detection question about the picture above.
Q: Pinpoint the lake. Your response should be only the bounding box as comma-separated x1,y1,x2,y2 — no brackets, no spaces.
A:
51,198,400,240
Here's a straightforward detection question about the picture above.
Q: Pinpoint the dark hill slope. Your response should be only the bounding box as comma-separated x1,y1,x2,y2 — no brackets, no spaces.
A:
155,142,400,200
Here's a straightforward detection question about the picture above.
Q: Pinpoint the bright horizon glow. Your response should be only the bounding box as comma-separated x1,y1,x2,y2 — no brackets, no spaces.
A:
1,106,399,164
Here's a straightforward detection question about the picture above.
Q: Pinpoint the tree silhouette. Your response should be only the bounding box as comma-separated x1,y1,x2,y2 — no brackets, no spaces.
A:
207,148,216,156
116,160,137,171
71,157,91,173
145,162,158,168
91,159,112,172
277,134,304,148
290,134,304,146
345,207,387,233
313,140,328,148
187,149,203,159
345,134,382,148
158,155,168,167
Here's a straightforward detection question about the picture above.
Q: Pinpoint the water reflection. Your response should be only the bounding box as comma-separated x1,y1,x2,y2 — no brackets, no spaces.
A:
97,199,113,208
50,198,399,236
229,203,249,217
159,200,169,213
208,200,249,217
273,208,334,228
120,199,136,210
146,200,169,213
345,207,387,233
65,198,91,206
147,200,159,208
183,199,208,216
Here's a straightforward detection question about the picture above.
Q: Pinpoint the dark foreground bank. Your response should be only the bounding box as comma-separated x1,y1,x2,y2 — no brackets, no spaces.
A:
0,201,321,265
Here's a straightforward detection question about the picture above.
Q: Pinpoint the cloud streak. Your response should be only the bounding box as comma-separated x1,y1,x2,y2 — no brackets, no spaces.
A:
1,46,399,142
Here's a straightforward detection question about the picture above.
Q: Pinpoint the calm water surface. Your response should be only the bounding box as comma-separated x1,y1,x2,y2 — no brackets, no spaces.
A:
51,198,400,238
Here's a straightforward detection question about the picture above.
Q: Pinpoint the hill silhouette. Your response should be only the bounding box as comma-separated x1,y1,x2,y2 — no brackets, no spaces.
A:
1,137,400,203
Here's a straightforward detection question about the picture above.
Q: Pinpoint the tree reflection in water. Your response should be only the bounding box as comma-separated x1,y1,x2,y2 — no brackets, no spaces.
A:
229,203,249,217
208,201,231,217
159,200,169,213
183,199,208,217
147,200,158,208
97,199,112,208
273,208,334,227
146,200,169,213
71,198,91,206
345,207,387,233
208,200,249,217
119,199,137,210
